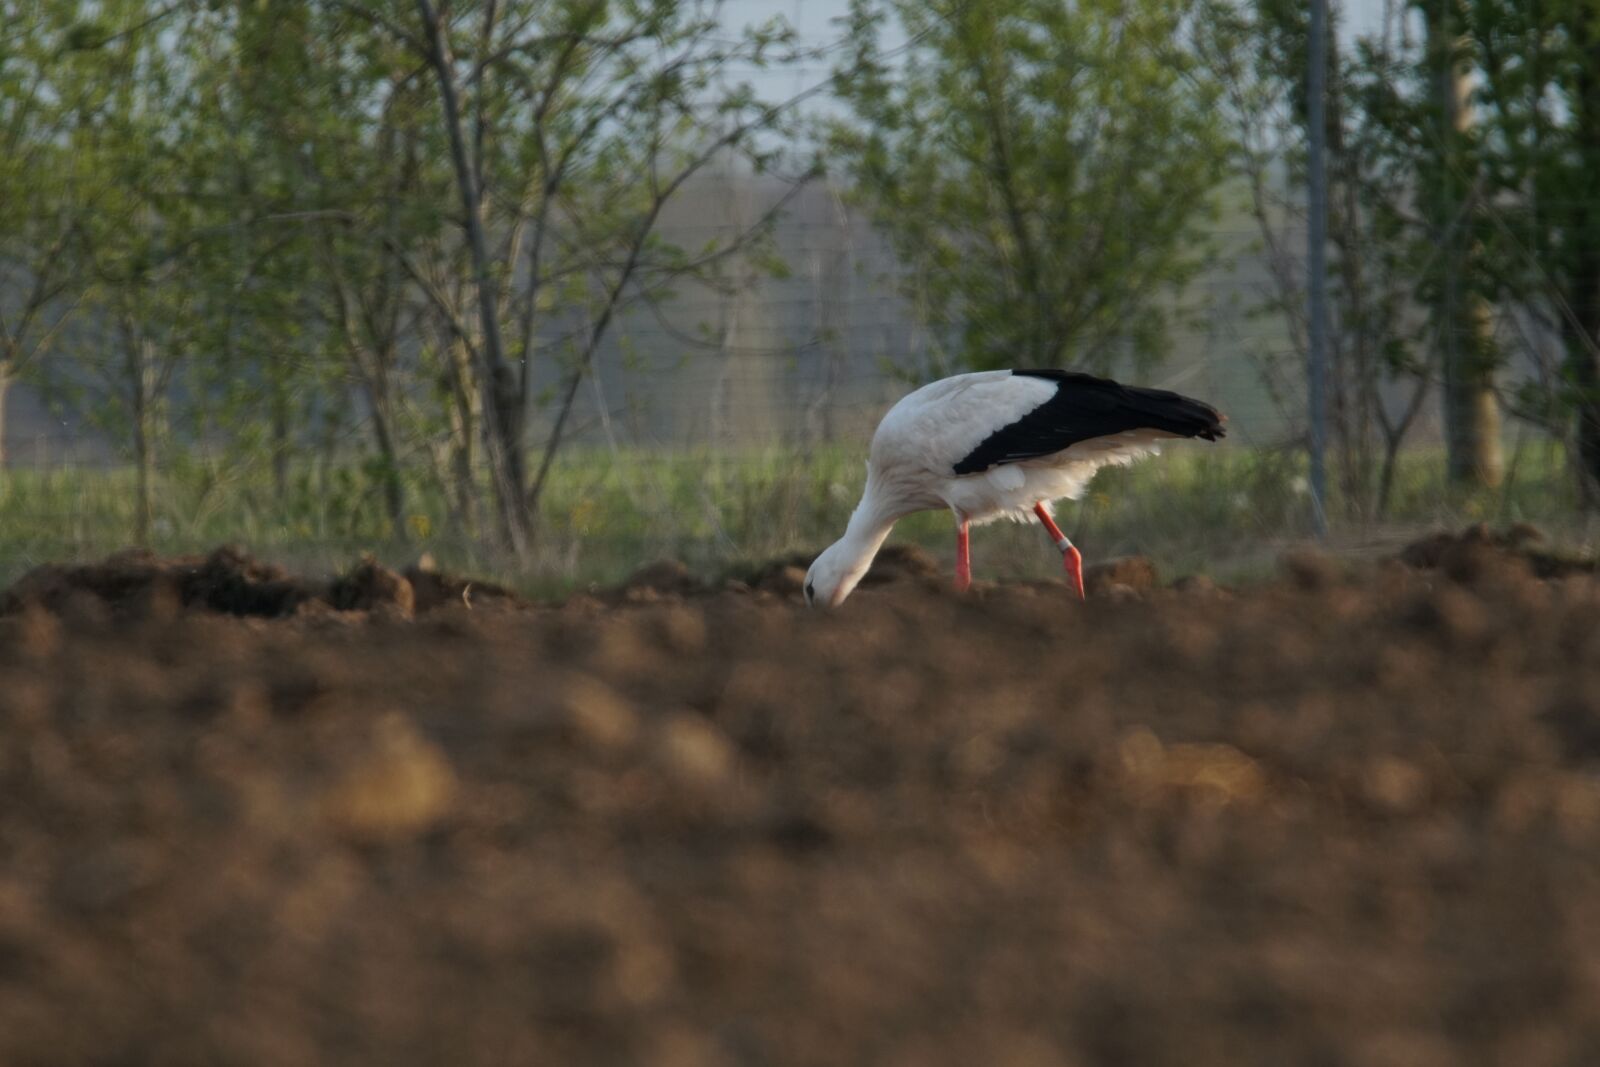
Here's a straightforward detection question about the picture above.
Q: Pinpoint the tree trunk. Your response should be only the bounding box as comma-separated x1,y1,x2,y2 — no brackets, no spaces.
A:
416,0,529,554
1442,297,1503,486
366,375,408,538
444,331,481,534
1561,235,1600,501
0,358,12,470
271,384,291,502
133,406,152,546
1428,0,1503,489
1325,34,1388,518
1574,342,1600,502
1566,29,1600,502
121,320,155,545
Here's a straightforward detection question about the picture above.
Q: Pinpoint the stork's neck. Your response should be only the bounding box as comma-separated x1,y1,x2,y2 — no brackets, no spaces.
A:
832,477,900,573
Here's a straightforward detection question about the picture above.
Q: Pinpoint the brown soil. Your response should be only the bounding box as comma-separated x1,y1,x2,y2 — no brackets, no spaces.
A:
2,528,1599,1064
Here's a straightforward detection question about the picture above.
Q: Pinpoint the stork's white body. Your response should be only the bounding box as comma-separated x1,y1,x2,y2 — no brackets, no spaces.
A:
804,368,1226,608
867,370,1169,525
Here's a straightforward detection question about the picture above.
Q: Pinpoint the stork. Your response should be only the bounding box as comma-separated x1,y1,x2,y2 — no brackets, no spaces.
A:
803,369,1226,608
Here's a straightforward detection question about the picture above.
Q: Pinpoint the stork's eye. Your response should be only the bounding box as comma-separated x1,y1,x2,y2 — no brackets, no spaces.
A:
805,580,815,604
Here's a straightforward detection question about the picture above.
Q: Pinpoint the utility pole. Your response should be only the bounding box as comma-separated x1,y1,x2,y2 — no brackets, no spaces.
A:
1306,0,1331,537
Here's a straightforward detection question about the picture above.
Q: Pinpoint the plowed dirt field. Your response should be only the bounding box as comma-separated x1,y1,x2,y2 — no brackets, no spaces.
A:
1,527,1599,1066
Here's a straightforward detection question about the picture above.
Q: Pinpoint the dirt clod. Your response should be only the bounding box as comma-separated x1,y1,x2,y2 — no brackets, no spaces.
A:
859,542,942,585
328,557,416,617
558,676,640,753
1098,582,1143,604
625,559,704,597
188,545,316,616
654,713,737,787
404,562,519,612
1400,522,1593,580
755,564,807,596
0,546,521,621
1084,555,1159,595
1281,547,1341,590
1170,573,1218,596
321,714,457,839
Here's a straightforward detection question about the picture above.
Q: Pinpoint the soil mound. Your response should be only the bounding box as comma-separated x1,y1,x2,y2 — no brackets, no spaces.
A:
328,556,416,617
621,558,707,599
1,545,317,619
1084,554,1159,596
1399,522,1594,581
0,547,527,620
739,542,944,600
403,554,521,612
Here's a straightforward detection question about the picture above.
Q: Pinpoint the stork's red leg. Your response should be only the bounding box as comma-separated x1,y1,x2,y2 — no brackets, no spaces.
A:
1033,502,1085,600
954,518,972,592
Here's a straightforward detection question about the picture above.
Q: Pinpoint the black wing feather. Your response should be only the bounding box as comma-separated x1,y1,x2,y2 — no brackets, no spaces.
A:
951,369,1226,476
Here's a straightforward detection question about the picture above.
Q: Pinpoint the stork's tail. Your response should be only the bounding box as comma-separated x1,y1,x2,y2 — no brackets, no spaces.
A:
1117,384,1227,442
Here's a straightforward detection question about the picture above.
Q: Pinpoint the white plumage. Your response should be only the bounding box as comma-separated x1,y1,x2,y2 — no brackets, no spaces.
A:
804,369,1226,608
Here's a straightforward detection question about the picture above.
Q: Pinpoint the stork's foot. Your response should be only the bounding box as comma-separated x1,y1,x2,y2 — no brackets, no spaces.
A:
1065,545,1085,601
954,517,972,592
1032,502,1085,601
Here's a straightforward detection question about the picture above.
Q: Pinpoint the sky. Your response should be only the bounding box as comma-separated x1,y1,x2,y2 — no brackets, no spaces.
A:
718,0,1394,105
720,0,1390,38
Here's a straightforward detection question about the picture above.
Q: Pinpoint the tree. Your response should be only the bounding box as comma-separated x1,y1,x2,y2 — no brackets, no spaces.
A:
189,0,340,506
320,0,810,552
0,1,103,465
830,0,1233,374
306,26,443,537
1206,0,1503,515
0,0,820,554
1421,0,1502,488
1471,0,1600,502
36,0,209,541
73,28,183,542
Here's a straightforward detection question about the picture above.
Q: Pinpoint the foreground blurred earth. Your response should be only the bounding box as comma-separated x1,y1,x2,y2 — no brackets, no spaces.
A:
1,526,1599,1065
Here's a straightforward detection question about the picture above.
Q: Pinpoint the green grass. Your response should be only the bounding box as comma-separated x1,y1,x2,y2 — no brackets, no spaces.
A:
0,438,1594,594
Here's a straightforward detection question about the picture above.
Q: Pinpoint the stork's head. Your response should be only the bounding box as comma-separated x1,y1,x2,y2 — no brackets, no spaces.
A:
803,538,872,609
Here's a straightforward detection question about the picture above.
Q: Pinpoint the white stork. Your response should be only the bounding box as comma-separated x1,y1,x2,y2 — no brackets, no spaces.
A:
803,369,1226,608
